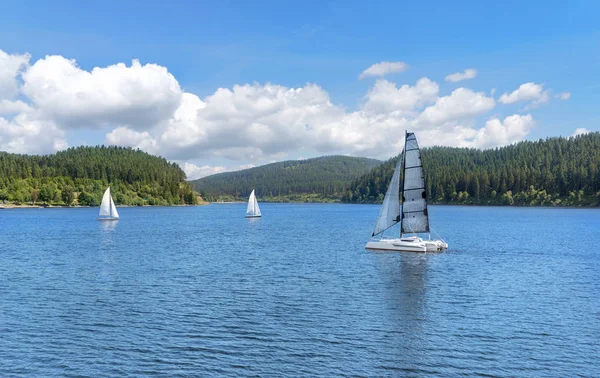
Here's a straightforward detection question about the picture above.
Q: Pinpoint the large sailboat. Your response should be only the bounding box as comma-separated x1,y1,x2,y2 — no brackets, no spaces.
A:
245,189,261,218
366,132,447,252
98,187,120,221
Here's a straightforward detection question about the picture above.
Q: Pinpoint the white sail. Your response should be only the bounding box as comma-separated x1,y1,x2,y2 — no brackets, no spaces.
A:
372,155,403,236
99,187,112,217
253,192,261,216
366,131,447,252
109,196,119,219
246,190,261,217
401,132,429,233
99,187,119,219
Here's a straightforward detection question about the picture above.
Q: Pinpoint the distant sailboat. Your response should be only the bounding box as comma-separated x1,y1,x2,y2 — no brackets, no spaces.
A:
366,132,447,252
245,189,261,218
98,187,119,221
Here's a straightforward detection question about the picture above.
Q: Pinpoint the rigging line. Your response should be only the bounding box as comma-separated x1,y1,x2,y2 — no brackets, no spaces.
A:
429,227,446,243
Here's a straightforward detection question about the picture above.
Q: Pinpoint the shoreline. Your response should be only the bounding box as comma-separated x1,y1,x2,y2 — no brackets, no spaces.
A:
3,201,598,209
0,203,208,209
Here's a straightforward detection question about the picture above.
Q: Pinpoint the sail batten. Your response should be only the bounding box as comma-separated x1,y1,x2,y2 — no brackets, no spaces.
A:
400,132,429,234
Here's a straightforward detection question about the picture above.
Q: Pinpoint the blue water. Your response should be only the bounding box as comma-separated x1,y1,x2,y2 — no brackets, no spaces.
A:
0,204,599,377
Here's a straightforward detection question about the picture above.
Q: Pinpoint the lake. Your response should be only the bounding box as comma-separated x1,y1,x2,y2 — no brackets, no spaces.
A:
1,204,599,376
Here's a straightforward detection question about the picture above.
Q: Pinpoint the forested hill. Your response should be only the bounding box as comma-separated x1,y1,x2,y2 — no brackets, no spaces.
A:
342,132,600,207
0,146,197,206
191,155,381,202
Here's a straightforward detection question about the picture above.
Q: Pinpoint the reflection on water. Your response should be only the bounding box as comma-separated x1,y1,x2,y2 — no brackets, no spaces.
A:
99,220,119,232
99,220,118,248
375,252,429,371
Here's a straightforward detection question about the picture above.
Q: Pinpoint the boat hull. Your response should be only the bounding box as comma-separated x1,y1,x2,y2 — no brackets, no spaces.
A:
245,215,261,218
97,217,119,221
365,238,447,253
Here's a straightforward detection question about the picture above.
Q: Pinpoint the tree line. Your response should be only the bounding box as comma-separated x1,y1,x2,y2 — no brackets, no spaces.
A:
191,155,381,202
342,132,600,207
0,146,198,206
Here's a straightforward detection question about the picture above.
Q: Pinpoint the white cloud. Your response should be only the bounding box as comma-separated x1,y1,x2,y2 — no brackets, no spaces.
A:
182,162,257,180
524,90,550,110
105,126,158,153
0,99,33,115
445,68,477,82
416,87,495,126
499,82,550,109
571,128,591,137
21,56,182,129
0,50,30,98
0,48,544,169
0,114,66,154
359,61,409,79
363,78,438,115
182,162,226,180
557,92,571,100
470,114,535,148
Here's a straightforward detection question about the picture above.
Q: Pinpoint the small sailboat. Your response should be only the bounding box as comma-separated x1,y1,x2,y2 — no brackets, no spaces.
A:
366,132,447,252
245,189,261,218
98,187,119,221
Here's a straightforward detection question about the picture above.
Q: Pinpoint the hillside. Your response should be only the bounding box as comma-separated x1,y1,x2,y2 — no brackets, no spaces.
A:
342,132,600,207
0,146,198,206
191,155,381,202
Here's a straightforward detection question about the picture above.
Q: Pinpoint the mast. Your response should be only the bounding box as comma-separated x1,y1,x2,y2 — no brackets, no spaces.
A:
399,130,408,237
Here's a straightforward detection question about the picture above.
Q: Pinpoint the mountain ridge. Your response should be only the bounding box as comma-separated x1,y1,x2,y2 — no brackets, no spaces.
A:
190,155,381,202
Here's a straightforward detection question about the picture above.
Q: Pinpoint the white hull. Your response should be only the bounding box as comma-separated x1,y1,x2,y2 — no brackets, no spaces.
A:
366,236,447,253
98,217,119,221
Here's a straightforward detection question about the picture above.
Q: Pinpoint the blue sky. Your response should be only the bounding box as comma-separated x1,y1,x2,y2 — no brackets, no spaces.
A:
0,0,598,178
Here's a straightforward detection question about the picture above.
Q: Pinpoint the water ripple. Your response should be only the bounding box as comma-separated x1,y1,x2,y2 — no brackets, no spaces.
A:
0,205,599,376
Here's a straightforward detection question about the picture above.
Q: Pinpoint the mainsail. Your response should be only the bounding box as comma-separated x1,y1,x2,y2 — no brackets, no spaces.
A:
400,132,429,233
99,187,119,219
372,155,402,236
246,190,261,216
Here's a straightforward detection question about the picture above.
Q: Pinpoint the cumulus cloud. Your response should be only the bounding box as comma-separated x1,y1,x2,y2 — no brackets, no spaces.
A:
557,92,571,100
181,162,227,180
22,56,182,129
363,78,438,115
105,126,158,153
0,48,545,168
0,99,33,115
499,82,551,110
571,128,591,137
182,162,258,180
0,114,67,154
359,61,408,79
470,114,535,148
0,50,30,98
416,87,495,126
445,68,477,82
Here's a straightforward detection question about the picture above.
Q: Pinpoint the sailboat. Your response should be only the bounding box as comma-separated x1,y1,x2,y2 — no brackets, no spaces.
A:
98,187,120,221
245,189,261,218
366,132,448,252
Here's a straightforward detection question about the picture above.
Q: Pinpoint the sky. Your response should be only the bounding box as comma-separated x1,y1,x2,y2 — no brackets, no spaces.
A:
0,0,598,179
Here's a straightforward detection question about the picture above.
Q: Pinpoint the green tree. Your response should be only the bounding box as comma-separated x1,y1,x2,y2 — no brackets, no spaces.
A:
61,186,75,206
